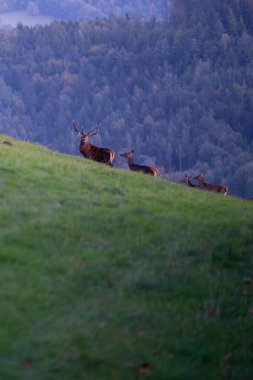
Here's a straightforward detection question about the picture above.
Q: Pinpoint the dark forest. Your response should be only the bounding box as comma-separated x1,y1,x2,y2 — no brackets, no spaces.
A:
0,0,252,197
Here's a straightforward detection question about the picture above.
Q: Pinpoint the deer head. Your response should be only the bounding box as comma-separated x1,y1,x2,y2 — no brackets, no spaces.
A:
72,120,100,142
182,174,191,183
120,149,134,159
194,173,205,182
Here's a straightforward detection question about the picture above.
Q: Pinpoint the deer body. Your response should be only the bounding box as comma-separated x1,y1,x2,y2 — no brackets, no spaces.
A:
3,140,13,146
79,139,115,165
120,150,158,176
195,174,228,195
73,120,115,166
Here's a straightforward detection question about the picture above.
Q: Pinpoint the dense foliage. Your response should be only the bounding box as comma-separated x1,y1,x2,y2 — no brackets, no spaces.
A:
0,0,252,196
0,0,167,21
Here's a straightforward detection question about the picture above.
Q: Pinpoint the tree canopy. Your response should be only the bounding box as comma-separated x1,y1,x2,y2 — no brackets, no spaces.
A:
0,0,252,197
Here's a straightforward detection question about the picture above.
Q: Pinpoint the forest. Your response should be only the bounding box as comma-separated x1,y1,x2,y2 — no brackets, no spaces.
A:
0,0,252,197
0,0,167,21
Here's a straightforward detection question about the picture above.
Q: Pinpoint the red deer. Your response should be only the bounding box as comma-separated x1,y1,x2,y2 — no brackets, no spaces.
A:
72,120,115,166
3,141,13,146
120,149,158,176
182,174,197,188
194,173,228,195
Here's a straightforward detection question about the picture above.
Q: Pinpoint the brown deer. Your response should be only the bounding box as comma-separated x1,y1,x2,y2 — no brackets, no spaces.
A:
194,173,228,195
120,149,158,176
3,141,13,146
182,174,197,188
72,120,115,166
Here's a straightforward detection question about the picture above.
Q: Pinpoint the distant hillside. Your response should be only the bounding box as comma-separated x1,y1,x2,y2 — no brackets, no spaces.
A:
0,10,55,28
0,0,167,21
0,135,253,379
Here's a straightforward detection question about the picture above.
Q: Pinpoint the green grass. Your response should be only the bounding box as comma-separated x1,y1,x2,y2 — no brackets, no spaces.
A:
0,135,253,380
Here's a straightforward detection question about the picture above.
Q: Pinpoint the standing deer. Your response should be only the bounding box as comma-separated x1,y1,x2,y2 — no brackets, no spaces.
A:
182,174,197,188
120,149,158,176
194,174,228,195
72,120,115,166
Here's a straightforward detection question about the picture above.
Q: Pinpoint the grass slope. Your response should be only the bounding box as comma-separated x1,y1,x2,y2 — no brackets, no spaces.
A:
0,135,253,380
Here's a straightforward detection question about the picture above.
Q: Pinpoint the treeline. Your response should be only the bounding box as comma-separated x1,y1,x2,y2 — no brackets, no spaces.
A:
0,0,252,197
0,0,166,21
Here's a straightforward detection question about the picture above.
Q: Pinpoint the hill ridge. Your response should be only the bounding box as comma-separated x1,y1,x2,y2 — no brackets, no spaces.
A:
0,135,253,379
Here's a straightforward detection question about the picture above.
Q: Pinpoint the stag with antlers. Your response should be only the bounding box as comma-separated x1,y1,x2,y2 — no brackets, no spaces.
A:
120,149,158,176
194,174,228,195
72,120,115,166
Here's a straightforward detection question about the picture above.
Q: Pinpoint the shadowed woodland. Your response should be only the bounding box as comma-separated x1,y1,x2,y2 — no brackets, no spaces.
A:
0,0,252,197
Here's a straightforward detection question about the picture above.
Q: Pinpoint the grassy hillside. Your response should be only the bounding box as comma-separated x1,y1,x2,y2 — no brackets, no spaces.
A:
0,135,252,380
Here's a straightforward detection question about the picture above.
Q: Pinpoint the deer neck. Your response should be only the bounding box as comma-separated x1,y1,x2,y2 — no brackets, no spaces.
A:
127,156,134,169
80,140,91,156
197,178,205,188
81,140,91,148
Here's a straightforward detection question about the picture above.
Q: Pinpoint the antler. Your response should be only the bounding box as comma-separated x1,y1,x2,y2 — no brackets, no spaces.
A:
73,120,102,137
72,119,80,133
89,124,101,137
73,119,86,135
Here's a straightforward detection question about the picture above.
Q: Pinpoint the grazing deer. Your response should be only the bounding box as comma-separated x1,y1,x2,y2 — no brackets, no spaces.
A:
194,173,228,195
3,141,13,146
120,149,158,176
72,120,115,166
182,174,197,188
